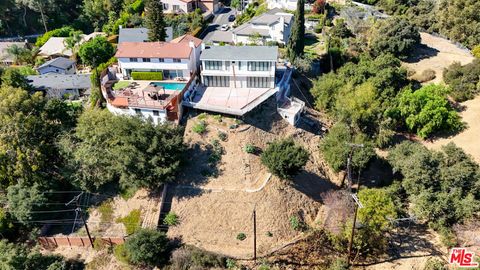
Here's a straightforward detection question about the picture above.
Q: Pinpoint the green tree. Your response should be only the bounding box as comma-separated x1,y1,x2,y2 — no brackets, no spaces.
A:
231,0,240,10
59,109,185,191
320,123,375,172
260,138,309,179
347,188,397,255
64,30,84,54
388,142,480,229
286,0,305,61
35,26,75,47
145,0,166,41
473,45,480,58
6,183,47,224
443,59,480,102
3,44,27,65
397,84,463,139
124,229,169,267
1,68,31,90
78,36,114,67
369,17,420,58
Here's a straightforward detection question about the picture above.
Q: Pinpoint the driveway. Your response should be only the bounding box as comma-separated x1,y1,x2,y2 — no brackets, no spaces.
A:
200,7,236,42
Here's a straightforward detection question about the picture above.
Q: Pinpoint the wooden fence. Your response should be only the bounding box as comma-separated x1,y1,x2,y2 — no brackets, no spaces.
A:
38,236,125,249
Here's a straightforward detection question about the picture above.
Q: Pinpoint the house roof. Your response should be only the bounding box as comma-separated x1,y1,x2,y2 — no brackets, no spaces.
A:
115,34,201,59
118,28,149,43
209,31,234,43
0,42,28,62
170,34,202,47
39,37,73,57
27,74,91,89
232,24,271,37
200,46,278,61
38,57,75,70
232,12,293,37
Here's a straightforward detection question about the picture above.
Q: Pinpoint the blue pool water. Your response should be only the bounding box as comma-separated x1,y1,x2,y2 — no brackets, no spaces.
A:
151,82,187,91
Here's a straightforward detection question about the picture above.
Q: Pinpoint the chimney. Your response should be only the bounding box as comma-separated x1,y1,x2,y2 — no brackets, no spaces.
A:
189,40,195,48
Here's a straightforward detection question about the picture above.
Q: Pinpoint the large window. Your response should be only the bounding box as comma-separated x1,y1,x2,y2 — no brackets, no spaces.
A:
204,76,229,87
129,58,138,62
247,77,270,88
173,5,179,11
173,58,181,63
163,70,184,79
247,61,271,71
142,58,150,62
204,61,222,70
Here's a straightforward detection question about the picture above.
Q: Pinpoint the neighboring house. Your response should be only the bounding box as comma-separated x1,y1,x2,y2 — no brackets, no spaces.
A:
115,34,202,79
118,27,173,43
161,0,219,14
38,37,73,58
183,46,279,116
267,0,298,10
207,31,234,45
232,11,293,45
27,74,91,99
38,32,107,59
37,57,76,75
0,41,29,65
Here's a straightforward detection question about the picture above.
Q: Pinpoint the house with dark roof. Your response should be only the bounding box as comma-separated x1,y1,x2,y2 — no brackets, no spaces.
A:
37,57,76,75
118,27,173,43
27,74,91,99
232,11,293,45
115,34,202,79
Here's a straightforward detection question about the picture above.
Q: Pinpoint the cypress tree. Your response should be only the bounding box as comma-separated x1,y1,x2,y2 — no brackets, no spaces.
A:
287,0,305,61
145,0,167,41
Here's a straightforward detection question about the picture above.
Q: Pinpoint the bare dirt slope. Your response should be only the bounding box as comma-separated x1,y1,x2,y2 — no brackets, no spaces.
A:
167,102,339,258
403,32,474,83
424,96,480,163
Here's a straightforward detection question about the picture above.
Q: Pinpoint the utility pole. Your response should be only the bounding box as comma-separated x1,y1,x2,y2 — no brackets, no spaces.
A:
66,192,94,248
345,143,364,192
253,206,257,262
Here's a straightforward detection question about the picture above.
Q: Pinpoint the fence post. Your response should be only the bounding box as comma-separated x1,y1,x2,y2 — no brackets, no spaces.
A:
67,237,71,248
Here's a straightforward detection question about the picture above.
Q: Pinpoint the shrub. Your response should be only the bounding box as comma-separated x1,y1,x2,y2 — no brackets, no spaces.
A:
198,112,208,120
93,238,108,251
163,212,179,226
131,71,163,80
114,243,130,264
218,131,228,141
97,200,114,223
439,227,457,248
170,246,227,269
423,258,446,270
261,138,309,179
213,114,222,122
417,69,436,82
236,233,246,241
244,144,256,154
328,258,349,270
192,121,207,134
473,45,480,58
35,26,75,47
289,216,306,231
443,59,480,102
226,258,237,269
124,229,169,267
116,209,142,235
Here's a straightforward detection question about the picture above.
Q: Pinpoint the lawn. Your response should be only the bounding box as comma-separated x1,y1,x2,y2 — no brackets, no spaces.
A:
112,81,131,90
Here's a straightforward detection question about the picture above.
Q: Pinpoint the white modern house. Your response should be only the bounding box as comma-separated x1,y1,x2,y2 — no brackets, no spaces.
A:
37,57,76,75
183,46,279,116
232,11,293,45
115,35,202,79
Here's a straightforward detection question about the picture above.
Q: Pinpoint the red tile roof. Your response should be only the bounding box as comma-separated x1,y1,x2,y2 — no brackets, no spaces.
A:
115,35,202,59
110,97,128,107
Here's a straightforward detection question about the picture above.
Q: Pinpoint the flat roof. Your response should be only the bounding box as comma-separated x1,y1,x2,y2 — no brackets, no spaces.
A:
38,57,75,70
200,46,278,61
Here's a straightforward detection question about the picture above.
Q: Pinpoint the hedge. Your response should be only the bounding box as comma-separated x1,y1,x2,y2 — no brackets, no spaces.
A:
131,71,163,80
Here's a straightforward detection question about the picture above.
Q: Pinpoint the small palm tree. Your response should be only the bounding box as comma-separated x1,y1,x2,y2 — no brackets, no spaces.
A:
4,44,25,65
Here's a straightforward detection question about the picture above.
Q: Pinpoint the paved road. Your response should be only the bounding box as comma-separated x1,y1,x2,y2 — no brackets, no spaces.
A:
200,7,236,42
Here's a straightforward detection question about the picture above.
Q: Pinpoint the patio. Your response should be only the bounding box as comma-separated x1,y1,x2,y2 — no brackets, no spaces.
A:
111,80,181,109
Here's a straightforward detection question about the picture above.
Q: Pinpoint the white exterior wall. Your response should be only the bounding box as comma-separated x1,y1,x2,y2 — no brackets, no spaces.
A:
38,64,76,75
233,17,293,45
161,0,191,13
107,103,168,124
118,57,191,78
267,0,298,10
201,60,276,88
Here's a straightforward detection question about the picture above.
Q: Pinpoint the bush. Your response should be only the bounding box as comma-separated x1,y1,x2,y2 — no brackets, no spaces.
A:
78,36,115,67
236,233,246,241
116,209,142,235
244,144,256,154
192,121,207,134
163,212,179,226
213,114,222,122
423,258,446,270
97,199,113,223
35,26,76,47
473,45,480,58
443,59,480,102
124,229,169,267
218,132,228,141
417,69,436,82
289,215,306,231
169,246,227,269
369,17,420,58
329,258,349,270
397,84,463,139
260,138,309,179
130,71,164,80
114,243,130,264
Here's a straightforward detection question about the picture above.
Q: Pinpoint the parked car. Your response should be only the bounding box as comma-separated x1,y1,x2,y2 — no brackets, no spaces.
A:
228,14,235,22
220,24,229,31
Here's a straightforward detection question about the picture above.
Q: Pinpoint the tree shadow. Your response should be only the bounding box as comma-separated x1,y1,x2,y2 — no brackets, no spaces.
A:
290,171,338,203
403,44,440,63
361,156,394,188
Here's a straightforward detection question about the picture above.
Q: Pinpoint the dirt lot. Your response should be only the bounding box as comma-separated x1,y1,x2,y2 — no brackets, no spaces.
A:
167,100,339,258
403,32,474,84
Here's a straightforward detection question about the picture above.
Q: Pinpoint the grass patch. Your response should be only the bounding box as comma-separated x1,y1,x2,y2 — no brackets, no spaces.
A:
112,81,131,90
116,209,142,235
113,243,130,264
197,112,208,120
98,200,114,223
192,121,207,134
163,212,179,226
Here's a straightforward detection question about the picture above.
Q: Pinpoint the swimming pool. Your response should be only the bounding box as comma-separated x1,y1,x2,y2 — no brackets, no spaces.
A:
151,82,187,91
